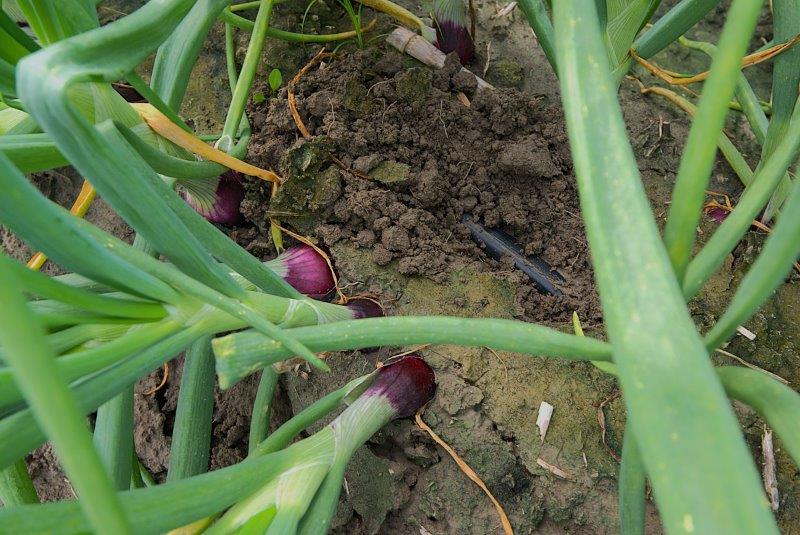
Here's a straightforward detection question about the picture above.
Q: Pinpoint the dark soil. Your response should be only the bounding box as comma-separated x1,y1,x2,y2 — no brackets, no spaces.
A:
243,46,602,327
134,357,294,476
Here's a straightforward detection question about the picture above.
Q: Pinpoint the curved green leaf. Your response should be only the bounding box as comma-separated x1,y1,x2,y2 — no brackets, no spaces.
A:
167,336,215,481
511,0,557,72
619,430,646,535
0,320,182,412
683,99,800,299
0,133,68,171
663,0,763,280
0,152,179,303
151,0,231,110
633,0,722,59
16,0,245,297
93,386,134,490
16,0,97,44
248,366,279,454
0,254,130,533
553,0,776,531
0,460,38,506
0,323,207,470
717,366,800,466
0,433,329,535
760,0,800,221
0,8,38,56
213,316,612,387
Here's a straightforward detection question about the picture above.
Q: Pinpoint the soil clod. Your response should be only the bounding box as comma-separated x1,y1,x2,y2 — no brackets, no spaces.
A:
246,46,599,324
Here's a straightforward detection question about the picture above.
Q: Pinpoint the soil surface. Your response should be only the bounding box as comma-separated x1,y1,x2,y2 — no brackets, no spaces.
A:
243,47,601,327
5,0,800,533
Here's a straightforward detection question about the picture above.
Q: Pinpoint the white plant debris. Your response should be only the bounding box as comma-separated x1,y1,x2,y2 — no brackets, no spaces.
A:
762,427,779,511
494,2,518,18
536,458,569,479
736,325,756,340
536,401,554,442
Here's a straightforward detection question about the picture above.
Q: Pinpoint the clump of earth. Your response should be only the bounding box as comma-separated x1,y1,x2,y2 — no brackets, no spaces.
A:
243,46,601,326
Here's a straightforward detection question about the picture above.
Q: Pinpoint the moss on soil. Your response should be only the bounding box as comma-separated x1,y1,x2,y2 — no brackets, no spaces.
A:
488,58,525,88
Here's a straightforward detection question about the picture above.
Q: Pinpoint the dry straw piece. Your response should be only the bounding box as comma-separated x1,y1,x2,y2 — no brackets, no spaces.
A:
386,27,494,91
535,458,570,479
762,427,779,511
415,411,514,535
630,33,800,86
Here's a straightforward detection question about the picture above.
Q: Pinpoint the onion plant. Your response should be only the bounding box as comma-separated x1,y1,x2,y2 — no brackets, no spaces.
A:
0,0,798,534
430,0,474,64
520,0,800,220
0,356,436,534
